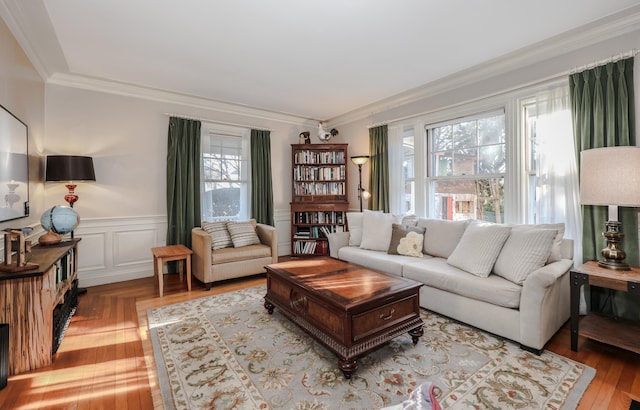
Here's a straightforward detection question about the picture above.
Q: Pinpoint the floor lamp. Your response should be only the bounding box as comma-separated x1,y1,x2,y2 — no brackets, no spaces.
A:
351,155,370,212
580,146,640,270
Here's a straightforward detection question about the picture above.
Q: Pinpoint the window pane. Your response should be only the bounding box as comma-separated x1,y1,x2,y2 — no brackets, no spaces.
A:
453,121,477,147
433,126,452,151
202,182,241,219
433,151,453,176
479,145,505,173
432,178,504,222
478,115,505,145
452,147,477,175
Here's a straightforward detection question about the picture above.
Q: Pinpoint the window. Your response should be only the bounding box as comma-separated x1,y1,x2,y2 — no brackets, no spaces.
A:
426,110,505,222
200,124,251,221
401,129,416,214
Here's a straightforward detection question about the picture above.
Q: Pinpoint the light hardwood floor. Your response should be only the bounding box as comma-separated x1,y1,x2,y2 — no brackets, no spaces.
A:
0,271,638,409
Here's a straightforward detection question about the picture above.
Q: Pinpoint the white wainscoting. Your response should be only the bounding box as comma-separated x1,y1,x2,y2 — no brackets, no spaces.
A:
275,208,291,256
74,212,293,288
73,215,167,288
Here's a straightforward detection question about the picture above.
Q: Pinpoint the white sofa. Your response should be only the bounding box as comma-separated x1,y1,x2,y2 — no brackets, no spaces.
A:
327,212,573,352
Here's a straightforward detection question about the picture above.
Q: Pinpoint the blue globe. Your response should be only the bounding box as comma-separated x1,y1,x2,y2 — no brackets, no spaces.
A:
40,206,80,234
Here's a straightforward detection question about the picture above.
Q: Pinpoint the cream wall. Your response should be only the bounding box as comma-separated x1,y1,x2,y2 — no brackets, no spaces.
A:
0,17,45,235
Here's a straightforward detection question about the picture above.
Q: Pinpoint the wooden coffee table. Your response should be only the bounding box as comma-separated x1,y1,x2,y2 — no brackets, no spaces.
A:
264,257,424,378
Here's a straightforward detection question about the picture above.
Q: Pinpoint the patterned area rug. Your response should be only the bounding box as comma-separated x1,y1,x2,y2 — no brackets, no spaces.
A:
146,286,594,409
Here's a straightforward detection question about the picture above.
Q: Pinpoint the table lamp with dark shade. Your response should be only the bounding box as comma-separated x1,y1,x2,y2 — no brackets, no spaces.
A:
45,155,96,208
580,146,640,270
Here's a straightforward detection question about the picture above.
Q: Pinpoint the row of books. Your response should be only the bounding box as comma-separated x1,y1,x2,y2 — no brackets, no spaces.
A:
294,182,345,195
295,211,345,224
294,224,345,239
293,165,345,181
293,239,329,255
294,150,345,165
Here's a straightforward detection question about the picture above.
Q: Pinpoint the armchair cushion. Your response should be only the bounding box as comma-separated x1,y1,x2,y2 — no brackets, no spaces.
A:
226,220,261,247
201,221,233,250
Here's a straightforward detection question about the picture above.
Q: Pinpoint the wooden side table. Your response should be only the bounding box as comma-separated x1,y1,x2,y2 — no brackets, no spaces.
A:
570,261,640,353
151,245,192,297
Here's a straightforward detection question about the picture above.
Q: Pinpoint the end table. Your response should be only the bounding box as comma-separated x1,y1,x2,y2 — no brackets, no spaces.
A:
151,244,192,297
570,261,640,353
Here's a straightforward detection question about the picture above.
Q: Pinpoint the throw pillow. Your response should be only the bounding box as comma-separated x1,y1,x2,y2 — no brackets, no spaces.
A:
416,218,470,258
509,223,566,263
201,221,233,250
360,210,402,252
400,214,418,227
387,224,426,255
226,220,261,248
447,222,511,277
346,212,364,246
397,232,425,257
493,228,557,285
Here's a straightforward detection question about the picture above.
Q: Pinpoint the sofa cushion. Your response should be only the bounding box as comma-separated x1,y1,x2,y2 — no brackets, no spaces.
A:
338,246,427,277
226,220,261,247
403,258,522,309
447,222,511,277
360,211,402,252
211,243,271,264
347,212,364,246
493,228,557,285
201,221,233,250
397,232,425,257
416,218,469,258
388,224,425,256
509,223,565,263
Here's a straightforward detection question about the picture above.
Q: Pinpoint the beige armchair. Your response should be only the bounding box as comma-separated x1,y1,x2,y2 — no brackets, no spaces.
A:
191,221,277,289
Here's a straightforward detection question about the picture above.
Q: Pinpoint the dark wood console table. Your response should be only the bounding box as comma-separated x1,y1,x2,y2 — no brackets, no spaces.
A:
570,261,640,353
0,239,80,375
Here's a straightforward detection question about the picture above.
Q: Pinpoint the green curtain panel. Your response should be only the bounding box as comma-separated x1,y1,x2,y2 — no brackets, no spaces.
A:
250,129,274,226
167,117,201,251
368,125,390,212
570,56,639,320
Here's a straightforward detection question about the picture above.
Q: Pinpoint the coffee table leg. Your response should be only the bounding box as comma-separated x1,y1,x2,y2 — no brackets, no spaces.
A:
264,300,275,315
339,358,358,379
409,325,424,345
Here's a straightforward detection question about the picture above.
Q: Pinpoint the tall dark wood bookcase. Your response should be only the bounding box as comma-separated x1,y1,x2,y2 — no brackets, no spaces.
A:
291,144,348,256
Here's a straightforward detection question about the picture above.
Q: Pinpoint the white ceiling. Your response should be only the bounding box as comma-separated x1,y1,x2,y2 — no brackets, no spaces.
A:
5,0,640,120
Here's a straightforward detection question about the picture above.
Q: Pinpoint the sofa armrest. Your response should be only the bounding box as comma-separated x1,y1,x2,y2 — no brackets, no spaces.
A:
256,223,278,264
519,258,573,349
524,259,573,289
192,228,212,281
327,232,350,258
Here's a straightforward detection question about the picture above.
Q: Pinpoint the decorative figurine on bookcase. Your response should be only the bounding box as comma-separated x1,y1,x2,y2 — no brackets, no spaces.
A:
318,122,339,143
0,228,38,272
298,131,311,144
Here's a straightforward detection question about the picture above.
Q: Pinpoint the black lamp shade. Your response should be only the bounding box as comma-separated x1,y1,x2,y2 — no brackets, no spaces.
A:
45,155,96,182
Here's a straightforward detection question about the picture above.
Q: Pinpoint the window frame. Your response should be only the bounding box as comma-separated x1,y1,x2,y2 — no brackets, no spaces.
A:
200,123,251,222
388,77,568,224
425,109,506,222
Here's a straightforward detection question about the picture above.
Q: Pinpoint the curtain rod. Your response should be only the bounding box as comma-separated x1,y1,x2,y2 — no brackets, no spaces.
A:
570,49,637,74
164,113,273,131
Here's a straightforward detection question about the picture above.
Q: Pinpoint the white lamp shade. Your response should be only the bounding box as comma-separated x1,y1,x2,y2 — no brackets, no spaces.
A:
351,155,369,165
580,146,640,207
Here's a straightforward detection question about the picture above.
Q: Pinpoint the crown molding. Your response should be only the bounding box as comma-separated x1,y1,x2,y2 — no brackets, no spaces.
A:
330,5,640,127
0,0,68,81
0,0,49,79
48,72,316,126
